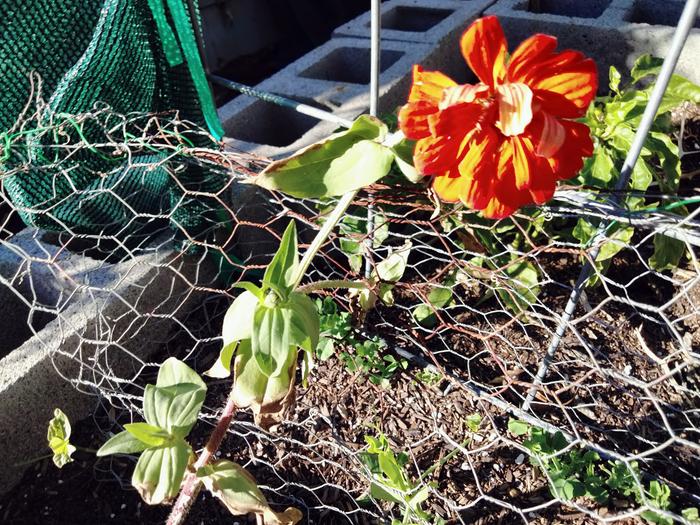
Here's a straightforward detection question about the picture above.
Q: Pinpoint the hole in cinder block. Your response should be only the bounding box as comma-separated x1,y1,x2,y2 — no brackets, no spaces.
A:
523,0,611,18
377,6,454,32
227,98,334,147
300,47,403,85
629,0,700,27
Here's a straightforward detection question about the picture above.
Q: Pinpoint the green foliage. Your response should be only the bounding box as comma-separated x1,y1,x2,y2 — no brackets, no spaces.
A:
197,460,302,524
360,433,444,525
47,408,76,468
465,413,482,433
578,54,698,275
97,358,206,504
254,115,395,199
413,285,453,328
315,297,408,387
414,368,443,387
509,420,692,523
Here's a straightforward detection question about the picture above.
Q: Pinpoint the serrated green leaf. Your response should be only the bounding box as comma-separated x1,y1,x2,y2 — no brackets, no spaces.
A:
47,408,76,468
630,158,654,192
197,460,302,524
263,221,299,296
631,54,663,83
132,441,191,505
682,508,700,524
255,115,390,198
97,430,150,457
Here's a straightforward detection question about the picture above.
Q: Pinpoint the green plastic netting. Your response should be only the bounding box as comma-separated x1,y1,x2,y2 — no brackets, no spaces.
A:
0,0,226,243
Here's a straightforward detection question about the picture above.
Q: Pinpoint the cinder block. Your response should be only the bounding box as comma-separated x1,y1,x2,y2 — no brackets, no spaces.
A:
485,0,700,87
333,0,492,44
0,231,216,493
218,38,432,159
618,0,700,85
333,0,495,86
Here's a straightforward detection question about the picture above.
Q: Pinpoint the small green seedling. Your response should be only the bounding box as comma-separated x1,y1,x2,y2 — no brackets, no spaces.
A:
47,408,76,468
360,433,444,525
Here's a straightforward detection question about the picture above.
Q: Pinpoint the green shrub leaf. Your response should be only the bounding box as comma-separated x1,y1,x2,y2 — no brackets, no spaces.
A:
255,115,391,198
132,441,191,505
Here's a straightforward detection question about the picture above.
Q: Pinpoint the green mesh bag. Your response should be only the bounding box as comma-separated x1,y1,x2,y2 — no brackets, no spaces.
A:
0,0,226,243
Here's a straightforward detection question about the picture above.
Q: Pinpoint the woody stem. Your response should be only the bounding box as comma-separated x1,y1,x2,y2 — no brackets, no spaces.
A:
166,390,238,525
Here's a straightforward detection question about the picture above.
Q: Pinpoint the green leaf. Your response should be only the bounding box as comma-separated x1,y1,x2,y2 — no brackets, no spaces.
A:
232,281,264,300
132,441,191,505
47,408,76,468
252,304,293,377
630,158,654,192
205,342,237,379
649,234,685,272
143,361,207,438
376,242,411,282
316,337,335,360
498,260,540,313
508,418,530,436
255,115,390,198
369,481,404,504
222,291,260,346
682,508,700,524
287,292,320,355
97,430,150,457
609,66,621,95
631,54,663,83
197,460,302,524
231,340,297,427
391,138,423,183
586,148,616,186
378,452,407,489
156,357,206,391
466,413,482,433
124,423,172,447
263,221,299,297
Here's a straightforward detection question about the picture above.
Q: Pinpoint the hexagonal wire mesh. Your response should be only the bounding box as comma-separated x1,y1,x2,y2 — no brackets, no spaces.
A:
1,2,699,524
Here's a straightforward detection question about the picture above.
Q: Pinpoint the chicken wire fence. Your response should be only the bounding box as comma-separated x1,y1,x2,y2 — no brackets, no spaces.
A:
1,78,699,524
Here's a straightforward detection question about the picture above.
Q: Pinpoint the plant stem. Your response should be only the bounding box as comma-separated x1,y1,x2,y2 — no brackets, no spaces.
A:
297,279,366,293
166,390,238,525
290,191,358,290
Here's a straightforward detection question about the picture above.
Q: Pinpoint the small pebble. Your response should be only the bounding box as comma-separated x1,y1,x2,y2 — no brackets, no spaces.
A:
460,461,471,471
515,453,525,465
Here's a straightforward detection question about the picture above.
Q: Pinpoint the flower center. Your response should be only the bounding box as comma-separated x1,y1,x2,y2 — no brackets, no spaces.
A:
494,82,533,137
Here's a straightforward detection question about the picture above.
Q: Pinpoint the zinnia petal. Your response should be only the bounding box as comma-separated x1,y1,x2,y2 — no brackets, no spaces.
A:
495,83,534,137
407,65,457,104
529,52,597,118
460,16,507,90
507,34,558,83
546,120,594,181
415,135,461,175
532,112,566,158
439,83,489,109
432,169,469,203
398,100,439,140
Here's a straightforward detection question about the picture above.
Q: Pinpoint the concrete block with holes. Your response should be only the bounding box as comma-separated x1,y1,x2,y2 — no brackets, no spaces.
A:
0,229,216,493
484,0,700,87
333,0,497,84
218,38,433,159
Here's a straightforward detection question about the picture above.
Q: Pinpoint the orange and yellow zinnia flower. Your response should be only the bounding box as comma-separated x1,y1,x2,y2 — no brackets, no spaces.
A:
398,16,598,219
